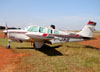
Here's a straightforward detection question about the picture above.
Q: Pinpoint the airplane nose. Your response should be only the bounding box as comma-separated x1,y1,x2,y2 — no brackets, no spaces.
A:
25,37,30,40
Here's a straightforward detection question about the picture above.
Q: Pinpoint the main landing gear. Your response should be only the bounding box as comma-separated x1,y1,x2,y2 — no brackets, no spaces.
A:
33,41,44,50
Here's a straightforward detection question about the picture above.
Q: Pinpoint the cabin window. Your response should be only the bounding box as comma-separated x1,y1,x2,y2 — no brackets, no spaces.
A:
28,26,39,32
54,30,59,34
48,29,53,34
39,27,46,33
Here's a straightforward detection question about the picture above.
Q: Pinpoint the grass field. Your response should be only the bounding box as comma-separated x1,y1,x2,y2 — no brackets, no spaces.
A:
0,37,100,72
94,33,100,37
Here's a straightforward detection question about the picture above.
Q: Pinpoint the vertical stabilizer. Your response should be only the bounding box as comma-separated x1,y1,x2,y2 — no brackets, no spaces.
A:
78,21,96,38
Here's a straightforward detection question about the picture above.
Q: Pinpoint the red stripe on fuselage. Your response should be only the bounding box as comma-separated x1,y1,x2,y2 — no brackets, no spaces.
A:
42,33,48,37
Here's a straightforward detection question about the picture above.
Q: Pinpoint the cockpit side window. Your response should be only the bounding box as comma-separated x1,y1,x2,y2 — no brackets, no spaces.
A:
54,30,59,34
48,29,53,34
39,27,46,33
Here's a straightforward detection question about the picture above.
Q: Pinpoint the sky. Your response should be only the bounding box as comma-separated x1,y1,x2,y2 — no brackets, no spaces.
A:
0,0,100,30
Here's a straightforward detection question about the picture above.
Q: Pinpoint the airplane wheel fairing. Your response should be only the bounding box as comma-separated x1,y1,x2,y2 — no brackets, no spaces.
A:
33,43,37,50
34,41,44,49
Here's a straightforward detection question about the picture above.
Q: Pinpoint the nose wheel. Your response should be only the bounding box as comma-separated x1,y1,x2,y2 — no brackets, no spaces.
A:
6,39,11,49
6,44,10,49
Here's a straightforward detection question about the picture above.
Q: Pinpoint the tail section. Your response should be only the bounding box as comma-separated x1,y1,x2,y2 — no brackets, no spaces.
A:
78,21,96,38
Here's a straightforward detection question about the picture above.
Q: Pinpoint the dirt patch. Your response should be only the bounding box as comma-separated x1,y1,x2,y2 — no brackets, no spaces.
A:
0,46,27,72
0,30,5,38
80,36,100,49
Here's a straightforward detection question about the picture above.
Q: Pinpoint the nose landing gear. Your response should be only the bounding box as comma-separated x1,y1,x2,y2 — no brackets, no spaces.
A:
6,39,12,49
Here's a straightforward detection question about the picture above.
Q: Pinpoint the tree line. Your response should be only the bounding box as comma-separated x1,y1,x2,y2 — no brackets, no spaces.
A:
0,26,20,30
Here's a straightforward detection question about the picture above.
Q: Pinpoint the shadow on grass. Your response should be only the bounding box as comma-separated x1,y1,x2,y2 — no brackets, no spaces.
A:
66,43,100,50
85,45,100,50
17,47,34,49
39,44,63,56
16,44,63,56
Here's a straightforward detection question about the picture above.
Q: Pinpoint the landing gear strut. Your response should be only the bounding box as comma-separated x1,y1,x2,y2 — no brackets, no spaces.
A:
6,39,11,49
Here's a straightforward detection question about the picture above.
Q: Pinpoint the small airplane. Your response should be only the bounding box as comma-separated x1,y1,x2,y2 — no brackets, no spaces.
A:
3,21,96,49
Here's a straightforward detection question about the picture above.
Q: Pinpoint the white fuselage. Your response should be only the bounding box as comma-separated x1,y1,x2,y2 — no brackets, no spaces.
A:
7,30,30,41
7,26,74,42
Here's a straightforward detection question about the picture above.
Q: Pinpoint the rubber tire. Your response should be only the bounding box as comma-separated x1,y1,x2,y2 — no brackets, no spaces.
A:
6,45,10,49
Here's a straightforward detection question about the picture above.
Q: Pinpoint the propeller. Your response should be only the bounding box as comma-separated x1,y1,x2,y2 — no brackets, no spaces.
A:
4,23,8,38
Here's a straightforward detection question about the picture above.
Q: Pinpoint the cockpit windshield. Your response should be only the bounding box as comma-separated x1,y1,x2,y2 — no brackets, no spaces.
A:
28,26,39,32
21,26,31,30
